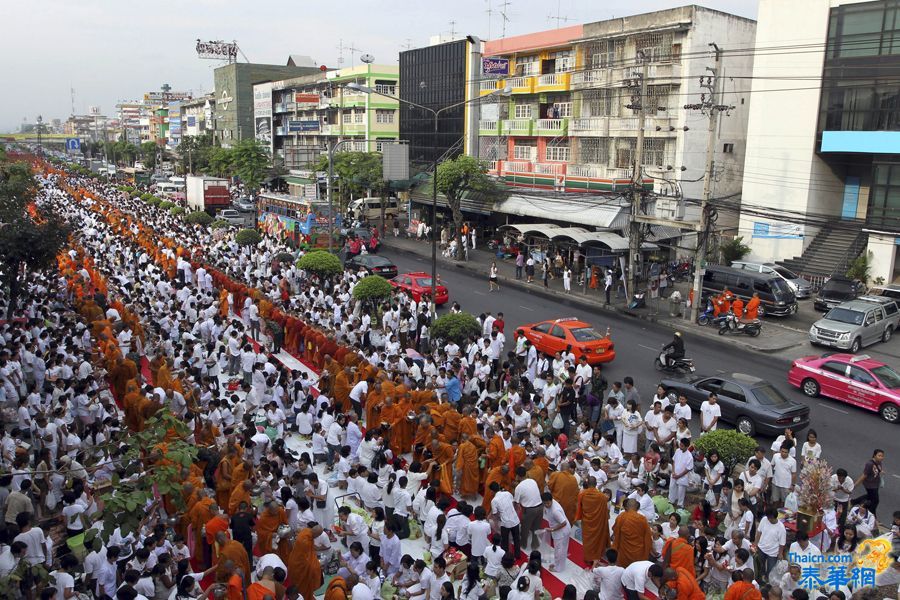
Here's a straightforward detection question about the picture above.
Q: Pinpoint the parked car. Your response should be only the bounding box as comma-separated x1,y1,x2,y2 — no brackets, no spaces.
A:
813,276,863,311
788,353,900,423
390,272,449,305
234,198,256,212
217,209,245,226
731,261,813,299
348,197,400,221
345,254,398,279
661,373,810,436
868,284,900,301
701,264,798,317
514,318,616,365
809,298,899,352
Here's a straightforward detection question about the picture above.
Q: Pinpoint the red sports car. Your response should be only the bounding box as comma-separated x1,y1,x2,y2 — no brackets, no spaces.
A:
390,272,449,305
514,317,616,364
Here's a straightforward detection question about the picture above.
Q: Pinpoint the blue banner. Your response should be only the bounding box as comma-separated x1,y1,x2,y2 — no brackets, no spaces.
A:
482,57,509,76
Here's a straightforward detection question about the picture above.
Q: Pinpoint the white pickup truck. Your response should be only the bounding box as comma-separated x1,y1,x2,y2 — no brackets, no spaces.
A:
217,209,245,226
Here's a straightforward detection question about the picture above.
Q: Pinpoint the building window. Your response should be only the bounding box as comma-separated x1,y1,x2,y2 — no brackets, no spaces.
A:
553,102,572,118
516,55,539,76
354,111,364,124
342,112,352,124
723,143,734,153
634,32,674,63
545,140,570,162
479,136,508,161
513,141,537,160
615,138,636,169
514,104,533,119
582,89,617,117
376,110,395,124
580,137,610,165
374,83,397,96
551,50,575,73
642,138,669,167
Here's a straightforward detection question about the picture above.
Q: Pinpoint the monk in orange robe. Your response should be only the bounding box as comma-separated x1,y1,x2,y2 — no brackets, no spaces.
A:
458,408,478,439
525,459,546,492
255,502,288,555
486,430,507,470
443,409,462,443
365,384,385,430
482,465,511,511
665,566,705,600
508,438,526,473
455,434,480,499
724,570,763,600
214,447,236,508
745,293,761,321
548,463,579,524
287,525,323,600
215,532,252,585
187,493,216,559
205,510,231,562
333,367,352,414
324,577,349,600
379,397,405,456
662,527,695,582
109,356,137,402
612,499,653,567
228,480,253,516
247,576,282,600
575,479,611,562
149,353,167,387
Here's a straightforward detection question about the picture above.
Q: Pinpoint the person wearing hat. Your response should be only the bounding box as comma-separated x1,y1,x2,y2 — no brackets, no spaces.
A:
662,331,685,368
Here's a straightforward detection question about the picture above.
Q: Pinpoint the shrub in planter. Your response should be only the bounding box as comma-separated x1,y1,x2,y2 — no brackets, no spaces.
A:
159,201,175,210
693,429,757,476
184,211,213,225
211,219,230,229
431,312,481,346
296,250,343,278
146,197,162,206
352,275,393,304
169,206,185,216
235,229,262,246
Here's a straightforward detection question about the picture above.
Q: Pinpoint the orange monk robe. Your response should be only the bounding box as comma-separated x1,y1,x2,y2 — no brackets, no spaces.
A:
205,515,231,561
534,456,551,480
333,371,352,414
156,363,175,392
548,470,579,524
443,410,462,443
731,298,745,319
413,423,435,454
724,581,762,600
214,458,235,509
149,355,166,386
526,464,546,492
365,389,384,429
178,488,200,537
432,441,455,467
575,488,611,562
228,484,252,516
216,539,252,584
482,466,512,511
109,360,137,401
188,497,215,551
459,416,477,439
324,577,349,600
612,509,653,567
287,529,322,600
666,566,705,600
255,508,288,555
663,537,695,581
379,403,405,455
226,573,243,600
745,296,760,321
122,388,144,432
393,398,415,453
247,581,280,600
486,435,507,470
455,440,480,496
508,445,526,473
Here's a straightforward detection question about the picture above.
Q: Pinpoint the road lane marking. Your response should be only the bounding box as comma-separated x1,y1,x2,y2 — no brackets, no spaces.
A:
892,474,900,480
638,344,657,351
473,291,486,296
519,305,534,311
817,402,849,414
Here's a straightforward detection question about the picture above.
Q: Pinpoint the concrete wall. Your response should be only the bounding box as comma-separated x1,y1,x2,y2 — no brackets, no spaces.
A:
868,234,898,285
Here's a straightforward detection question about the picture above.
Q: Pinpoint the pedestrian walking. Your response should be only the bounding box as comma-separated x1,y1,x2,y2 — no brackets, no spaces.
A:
541,260,549,288
489,262,500,292
525,256,535,283
562,266,571,293
604,269,613,305
515,252,524,280
852,448,884,518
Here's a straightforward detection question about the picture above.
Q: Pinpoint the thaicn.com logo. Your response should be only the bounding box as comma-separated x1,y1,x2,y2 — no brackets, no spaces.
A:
788,538,893,592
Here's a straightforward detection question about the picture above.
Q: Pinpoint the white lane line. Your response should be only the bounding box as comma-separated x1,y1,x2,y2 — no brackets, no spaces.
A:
638,344,657,351
473,290,486,296
817,402,850,414
520,305,534,311
892,474,900,480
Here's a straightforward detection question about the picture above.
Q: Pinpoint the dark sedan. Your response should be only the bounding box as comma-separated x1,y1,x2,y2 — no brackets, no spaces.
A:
660,372,810,437
814,276,863,311
345,254,398,279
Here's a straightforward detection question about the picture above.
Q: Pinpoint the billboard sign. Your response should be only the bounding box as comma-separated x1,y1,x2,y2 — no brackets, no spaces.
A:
295,92,320,107
288,120,320,132
482,57,510,76
196,39,238,61
144,91,190,102
254,83,273,118
382,143,410,181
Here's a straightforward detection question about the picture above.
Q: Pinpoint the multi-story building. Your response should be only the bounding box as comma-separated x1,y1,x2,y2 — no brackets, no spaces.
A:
213,61,321,147
254,64,400,172
739,0,900,284
116,102,146,145
180,95,216,138
476,7,756,230
399,37,483,167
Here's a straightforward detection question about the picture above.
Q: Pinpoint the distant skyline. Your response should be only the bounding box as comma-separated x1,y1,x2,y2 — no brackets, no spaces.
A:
1,0,756,132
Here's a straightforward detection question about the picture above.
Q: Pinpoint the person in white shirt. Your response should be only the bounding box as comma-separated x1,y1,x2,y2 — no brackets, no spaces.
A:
540,492,571,572
592,548,626,600
770,445,797,507
754,508,786,580
669,438,693,507
512,469,543,552
621,561,666,599
466,506,492,564
787,530,821,558
672,393,692,423
337,506,370,549
490,483,521,557
627,483,657,522
700,393,721,432
830,468,855,527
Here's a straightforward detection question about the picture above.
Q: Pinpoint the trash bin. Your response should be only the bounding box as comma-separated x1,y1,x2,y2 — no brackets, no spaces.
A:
668,291,682,317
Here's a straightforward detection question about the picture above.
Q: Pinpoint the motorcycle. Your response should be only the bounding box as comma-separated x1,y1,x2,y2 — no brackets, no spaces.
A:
654,348,696,374
696,300,728,327
718,312,762,337
628,291,646,310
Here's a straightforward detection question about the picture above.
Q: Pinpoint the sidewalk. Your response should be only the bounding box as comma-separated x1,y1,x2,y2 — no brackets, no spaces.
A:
380,235,808,354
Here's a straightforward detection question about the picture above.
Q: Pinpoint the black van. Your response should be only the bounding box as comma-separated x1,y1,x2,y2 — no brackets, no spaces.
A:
702,264,798,317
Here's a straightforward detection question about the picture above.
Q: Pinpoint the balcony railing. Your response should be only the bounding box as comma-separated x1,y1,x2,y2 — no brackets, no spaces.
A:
501,119,533,135
567,164,633,179
480,80,500,92
534,162,565,175
570,117,609,136
571,70,607,87
535,118,567,135
506,76,533,93
504,161,533,173
610,116,640,131
487,160,499,172
479,119,500,134
374,85,396,97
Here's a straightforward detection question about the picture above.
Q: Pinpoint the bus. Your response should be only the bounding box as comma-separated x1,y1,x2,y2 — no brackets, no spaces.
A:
257,192,341,248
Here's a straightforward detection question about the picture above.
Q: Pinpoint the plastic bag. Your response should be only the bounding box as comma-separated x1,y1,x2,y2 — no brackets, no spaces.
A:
552,412,564,431
769,559,789,582
784,491,799,512
408,519,422,540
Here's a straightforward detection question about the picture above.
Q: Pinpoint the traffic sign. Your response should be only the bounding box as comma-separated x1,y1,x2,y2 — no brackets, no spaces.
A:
65,138,81,151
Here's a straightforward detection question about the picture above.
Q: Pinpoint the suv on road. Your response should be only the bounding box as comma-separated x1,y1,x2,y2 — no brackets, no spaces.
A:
809,298,899,353
814,276,863,311
731,261,813,299
217,209,245,226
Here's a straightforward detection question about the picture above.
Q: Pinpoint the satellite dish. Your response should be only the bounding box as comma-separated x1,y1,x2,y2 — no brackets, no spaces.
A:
360,54,375,64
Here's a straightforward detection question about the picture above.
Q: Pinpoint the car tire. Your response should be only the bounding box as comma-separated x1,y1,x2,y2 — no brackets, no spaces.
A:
879,403,899,424
801,378,820,397
850,337,862,353
883,327,893,343
757,304,766,317
736,416,755,436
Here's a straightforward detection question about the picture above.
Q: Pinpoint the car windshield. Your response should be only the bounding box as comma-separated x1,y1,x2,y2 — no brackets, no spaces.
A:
415,277,434,287
774,266,799,279
771,279,793,299
826,280,854,293
751,384,790,405
824,307,864,325
367,256,391,266
872,365,900,389
570,327,603,342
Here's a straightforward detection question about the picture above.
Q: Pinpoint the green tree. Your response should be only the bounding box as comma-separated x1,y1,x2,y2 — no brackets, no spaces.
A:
297,249,343,279
720,236,752,265
436,156,504,260
431,312,481,345
208,146,235,178
176,132,215,175
693,429,756,475
352,275,393,314
846,250,872,284
139,141,160,169
230,138,270,191
0,160,72,318
235,228,262,246
184,210,213,225
315,151,383,209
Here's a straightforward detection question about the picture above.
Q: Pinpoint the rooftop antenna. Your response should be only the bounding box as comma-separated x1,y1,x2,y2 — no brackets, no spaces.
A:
70,86,75,117
485,0,493,38
346,42,362,67
403,38,413,51
499,0,512,38
449,20,457,40
336,39,345,66
548,0,571,28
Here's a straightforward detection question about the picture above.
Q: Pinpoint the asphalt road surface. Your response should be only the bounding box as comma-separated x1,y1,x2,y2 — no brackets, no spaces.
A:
383,249,900,519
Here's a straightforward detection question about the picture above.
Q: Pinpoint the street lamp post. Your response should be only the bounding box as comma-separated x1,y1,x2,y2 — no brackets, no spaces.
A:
346,81,510,313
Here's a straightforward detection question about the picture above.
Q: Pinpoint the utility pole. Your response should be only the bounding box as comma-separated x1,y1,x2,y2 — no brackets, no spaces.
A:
689,43,731,322
626,53,649,301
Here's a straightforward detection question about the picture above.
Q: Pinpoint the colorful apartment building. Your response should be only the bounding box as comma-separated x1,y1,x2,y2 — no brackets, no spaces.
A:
476,6,756,227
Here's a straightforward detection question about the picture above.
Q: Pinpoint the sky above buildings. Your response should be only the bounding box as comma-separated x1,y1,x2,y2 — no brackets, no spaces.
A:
1,0,756,132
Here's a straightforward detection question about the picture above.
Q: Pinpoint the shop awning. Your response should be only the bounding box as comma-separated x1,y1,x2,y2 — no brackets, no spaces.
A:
645,225,684,241
500,223,564,239
284,175,314,185
409,174,497,215
493,194,630,229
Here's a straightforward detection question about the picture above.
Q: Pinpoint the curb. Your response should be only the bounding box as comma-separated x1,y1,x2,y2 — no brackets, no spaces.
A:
382,240,805,354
